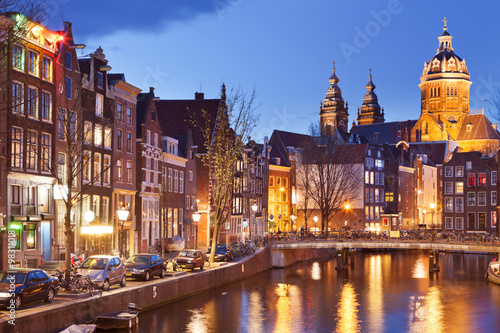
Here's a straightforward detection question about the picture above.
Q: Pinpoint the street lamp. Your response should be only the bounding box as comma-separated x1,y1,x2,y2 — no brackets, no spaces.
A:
313,216,318,234
251,201,258,240
192,212,201,250
117,206,130,258
422,209,427,227
430,203,436,227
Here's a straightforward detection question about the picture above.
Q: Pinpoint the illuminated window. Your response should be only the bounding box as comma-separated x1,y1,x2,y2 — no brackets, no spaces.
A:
28,50,39,76
94,124,102,146
41,91,51,121
11,127,23,168
103,155,110,185
97,72,103,89
12,81,24,114
455,166,463,177
455,182,463,194
117,159,122,182
104,127,112,149
27,130,38,170
12,45,24,70
96,93,103,117
492,191,497,206
478,173,486,186
42,57,52,81
83,151,90,183
94,153,101,184
41,133,51,172
127,161,132,183
468,173,476,187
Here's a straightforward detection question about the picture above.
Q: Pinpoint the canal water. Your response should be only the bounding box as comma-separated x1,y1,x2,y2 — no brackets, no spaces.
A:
137,250,500,333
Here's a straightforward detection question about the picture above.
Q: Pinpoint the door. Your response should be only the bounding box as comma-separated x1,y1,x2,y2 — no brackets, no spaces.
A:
41,222,51,260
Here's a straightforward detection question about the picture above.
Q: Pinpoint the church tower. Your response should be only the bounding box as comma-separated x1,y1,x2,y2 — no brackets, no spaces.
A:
320,61,349,135
413,17,472,142
356,70,384,126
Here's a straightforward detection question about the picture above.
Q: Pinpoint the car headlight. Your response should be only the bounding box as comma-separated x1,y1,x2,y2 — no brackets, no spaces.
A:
0,292,11,298
187,260,192,263
95,273,103,280
133,269,145,273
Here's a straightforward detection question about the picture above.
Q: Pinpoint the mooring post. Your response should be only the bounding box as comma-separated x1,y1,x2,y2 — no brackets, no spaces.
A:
350,249,355,266
343,248,349,266
336,250,342,270
429,252,434,273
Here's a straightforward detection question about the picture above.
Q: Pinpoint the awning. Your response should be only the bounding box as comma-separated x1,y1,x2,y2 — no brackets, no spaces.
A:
11,215,28,222
41,214,55,220
28,215,42,222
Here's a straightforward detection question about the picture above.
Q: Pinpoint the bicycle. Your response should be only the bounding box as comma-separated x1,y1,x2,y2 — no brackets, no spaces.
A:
204,258,210,268
166,259,180,272
81,274,103,297
54,269,85,294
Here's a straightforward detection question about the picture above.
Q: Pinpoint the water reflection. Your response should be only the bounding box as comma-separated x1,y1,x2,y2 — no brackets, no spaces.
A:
408,285,445,333
412,255,427,279
367,255,384,332
274,283,303,333
311,261,321,280
335,282,360,333
185,308,209,333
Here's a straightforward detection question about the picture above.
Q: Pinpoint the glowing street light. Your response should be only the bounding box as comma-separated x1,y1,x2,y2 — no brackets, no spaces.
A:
117,206,130,258
192,212,201,250
313,216,318,234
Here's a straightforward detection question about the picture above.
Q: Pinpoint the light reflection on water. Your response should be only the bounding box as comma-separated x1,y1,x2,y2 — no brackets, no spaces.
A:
138,251,498,333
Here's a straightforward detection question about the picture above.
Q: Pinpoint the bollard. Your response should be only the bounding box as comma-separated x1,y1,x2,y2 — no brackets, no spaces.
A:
429,253,434,273
350,250,355,266
336,250,342,270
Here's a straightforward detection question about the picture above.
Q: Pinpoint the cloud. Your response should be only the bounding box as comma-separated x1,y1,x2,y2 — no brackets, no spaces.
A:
44,0,218,37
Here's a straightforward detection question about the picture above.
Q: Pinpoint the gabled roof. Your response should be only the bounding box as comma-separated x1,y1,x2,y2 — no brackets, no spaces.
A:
155,98,221,153
409,141,450,165
136,90,154,138
107,73,125,85
272,130,311,149
350,120,417,144
457,114,500,141
332,144,367,164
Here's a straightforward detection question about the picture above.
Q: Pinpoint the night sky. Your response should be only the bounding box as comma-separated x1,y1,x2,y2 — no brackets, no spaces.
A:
44,1,500,142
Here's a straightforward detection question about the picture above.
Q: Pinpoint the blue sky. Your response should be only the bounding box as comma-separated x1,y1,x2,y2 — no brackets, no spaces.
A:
45,1,500,142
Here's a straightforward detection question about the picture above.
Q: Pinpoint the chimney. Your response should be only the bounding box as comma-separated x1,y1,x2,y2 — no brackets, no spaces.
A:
63,22,72,32
149,87,155,94
195,92,204,100
493,124,498,131
407,120,412,142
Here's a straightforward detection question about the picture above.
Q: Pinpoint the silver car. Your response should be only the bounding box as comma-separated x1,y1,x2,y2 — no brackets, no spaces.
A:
78,255,126,291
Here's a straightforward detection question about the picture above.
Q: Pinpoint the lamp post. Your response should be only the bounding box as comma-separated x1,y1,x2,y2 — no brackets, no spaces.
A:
251,201,258,240
344,203,350,231
116,207,130,259
192,212,201,250
430,203,436,227
422,209,427,227
313,216,318,234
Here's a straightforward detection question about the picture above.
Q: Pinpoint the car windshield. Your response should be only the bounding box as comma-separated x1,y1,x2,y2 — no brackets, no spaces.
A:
81,257,108,270
128,256,150,264
215,245,227,251
179,251,196,258
0,272,26,284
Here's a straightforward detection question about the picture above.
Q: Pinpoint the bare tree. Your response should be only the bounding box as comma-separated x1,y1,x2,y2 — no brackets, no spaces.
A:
295,145,316,233
302,123,361,233
193,84,258,262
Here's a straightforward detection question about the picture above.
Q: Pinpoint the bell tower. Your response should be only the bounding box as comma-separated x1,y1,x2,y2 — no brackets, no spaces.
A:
356,70,384,126
320,61,349,135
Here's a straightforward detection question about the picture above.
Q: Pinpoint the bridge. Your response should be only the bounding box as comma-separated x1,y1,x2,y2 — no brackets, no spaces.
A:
270,240,500,272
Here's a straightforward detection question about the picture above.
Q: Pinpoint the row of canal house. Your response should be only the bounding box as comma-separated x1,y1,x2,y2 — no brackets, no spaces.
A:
0,15,268,270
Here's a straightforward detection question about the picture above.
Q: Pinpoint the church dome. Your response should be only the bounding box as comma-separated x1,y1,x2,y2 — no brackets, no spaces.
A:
421,20,469,81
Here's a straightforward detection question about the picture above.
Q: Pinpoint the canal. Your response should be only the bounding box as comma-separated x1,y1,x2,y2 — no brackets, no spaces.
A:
137,250,500,332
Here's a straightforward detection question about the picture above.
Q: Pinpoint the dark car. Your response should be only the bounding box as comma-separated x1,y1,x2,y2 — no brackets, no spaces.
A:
0,269,59,310
175,250,205,271
205,244,234,262
125,254,165,280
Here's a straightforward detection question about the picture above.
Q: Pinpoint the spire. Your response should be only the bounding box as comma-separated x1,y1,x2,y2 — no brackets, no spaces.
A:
329,60,339,86
320,60,349,134
365,69,376,92
357,69,384,125
438,17,453,51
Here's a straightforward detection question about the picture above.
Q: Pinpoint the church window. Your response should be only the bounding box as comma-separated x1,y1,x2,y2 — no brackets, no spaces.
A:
424,123,429,134
448,116,456,122
466,124,472,132
397,130,401,137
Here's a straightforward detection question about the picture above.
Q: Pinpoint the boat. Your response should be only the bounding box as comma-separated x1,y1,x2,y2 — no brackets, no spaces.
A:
486,260,500,285
95,303,139,330
59,324,96,333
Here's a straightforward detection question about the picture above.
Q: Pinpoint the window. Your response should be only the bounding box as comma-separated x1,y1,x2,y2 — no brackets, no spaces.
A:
444,166,453,177
283,177,288,188
186,196,190,210
83,151,90,183
12,45,24,70
26,224,36,249
58,153,66,183
127,107,132,125
189,170,193,181
126,132,132,152
269,176,274,187
467,192,476,206
103,155,111,185
174,170,179,193
479,213,486,229
27,130,38,170
455,217,464,230
269,189,275,202
468,212,476,230
468,174,476,187
42,57,52,81
84,121,92,144
168,168,173,191
102,126,111,149
117,159,122,182
92,195,100,219
94,124,102,146
41,133,51,171
445,182,453,194
102,197,109,223
365,157,374,167
12,82,24,114
11,127,23,168
41,91,51,121
385,192,393,202
96,94,103,117
365,188,369,202
180,171,184,194
191,196,196,210
492,171,498,185
27,87,38,118
94,153,101,184
127,161,132,183
478,173,486,186
445,217,453,229
375,159,384,168
147,130,151,145
478,192,486,206
117,130,122,150
455,197,463,213
374,172,379,185
282,190,288,202
28,50,39,76
445,197,453,212
97,72,103,89
65,76,72,99
65,51,72,70
375,188,379,203
466,161,472,170
456,166,464,177
492,191,497,206
369,172,374,184
455,182,464,194
492,211,497,228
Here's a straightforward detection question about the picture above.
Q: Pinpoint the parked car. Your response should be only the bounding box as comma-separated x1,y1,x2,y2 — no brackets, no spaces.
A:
125,254,165,280
175,250,205,271
78,255,126,291
0,269,59,309
205,244,234,262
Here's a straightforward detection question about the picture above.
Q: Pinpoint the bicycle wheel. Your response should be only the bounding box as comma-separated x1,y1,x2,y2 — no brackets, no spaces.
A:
91,283,102,297
204,260,210,267
72,277,86,294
